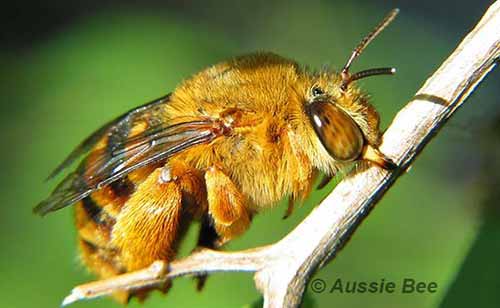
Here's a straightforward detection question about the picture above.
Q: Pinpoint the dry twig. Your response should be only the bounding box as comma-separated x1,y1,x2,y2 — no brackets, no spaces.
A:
62,2,500,307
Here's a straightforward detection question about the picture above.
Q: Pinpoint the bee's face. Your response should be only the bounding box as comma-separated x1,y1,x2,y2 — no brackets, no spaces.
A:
303,75,366,163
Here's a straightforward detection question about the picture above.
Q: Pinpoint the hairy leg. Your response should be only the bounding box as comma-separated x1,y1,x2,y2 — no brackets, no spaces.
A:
204,165,251,245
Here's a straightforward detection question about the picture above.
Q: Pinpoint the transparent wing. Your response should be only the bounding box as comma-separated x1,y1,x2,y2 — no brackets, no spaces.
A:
46,94,171,180
35,95,219,216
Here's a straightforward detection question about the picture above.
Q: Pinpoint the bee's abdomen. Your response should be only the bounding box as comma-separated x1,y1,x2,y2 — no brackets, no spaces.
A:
75,194,115,248
74,114,166,301
76,194,130,302
74,173,145,303
75,191,121,266
75,167,152,250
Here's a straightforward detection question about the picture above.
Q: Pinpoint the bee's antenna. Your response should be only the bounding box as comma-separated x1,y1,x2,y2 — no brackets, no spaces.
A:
341,8,399,90
349,67,396,82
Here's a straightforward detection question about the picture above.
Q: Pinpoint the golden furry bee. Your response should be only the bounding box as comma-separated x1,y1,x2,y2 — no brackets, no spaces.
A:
36,9,398,304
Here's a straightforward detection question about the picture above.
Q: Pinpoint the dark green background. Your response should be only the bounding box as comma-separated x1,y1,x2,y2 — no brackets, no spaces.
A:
1,1,499,307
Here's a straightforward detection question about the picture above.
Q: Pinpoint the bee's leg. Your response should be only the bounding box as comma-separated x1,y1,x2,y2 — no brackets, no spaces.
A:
111,164,202,301
196,215,220,249
193,215,220,291
361,144,397,170
317,173,333,189
111,167,188,274
284,169,319,219
72,162,203,303
204,165,251,246
283,198,295,219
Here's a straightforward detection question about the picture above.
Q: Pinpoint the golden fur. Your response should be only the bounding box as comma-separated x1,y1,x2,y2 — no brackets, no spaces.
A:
70,52,386,302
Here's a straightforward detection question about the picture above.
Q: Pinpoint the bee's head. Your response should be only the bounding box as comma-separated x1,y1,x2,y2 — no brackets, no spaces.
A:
304,9,399,170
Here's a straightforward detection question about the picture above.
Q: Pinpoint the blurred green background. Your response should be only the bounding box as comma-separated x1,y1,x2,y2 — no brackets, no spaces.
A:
1,0,499,307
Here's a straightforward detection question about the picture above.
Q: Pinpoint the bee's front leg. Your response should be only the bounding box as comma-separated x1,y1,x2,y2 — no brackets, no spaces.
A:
204,165,251,246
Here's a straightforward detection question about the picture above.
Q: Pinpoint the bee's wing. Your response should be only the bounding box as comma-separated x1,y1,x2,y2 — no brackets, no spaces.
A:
35,95,219,216
46,94,171,180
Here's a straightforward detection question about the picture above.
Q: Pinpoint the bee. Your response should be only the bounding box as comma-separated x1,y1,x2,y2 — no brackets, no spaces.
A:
35,9,398,303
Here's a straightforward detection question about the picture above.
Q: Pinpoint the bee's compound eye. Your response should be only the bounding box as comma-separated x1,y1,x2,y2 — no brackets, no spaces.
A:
311,86,325,97
307,101,364,162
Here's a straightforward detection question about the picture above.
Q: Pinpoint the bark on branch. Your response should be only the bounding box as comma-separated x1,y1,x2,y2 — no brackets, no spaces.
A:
62,2,500,307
